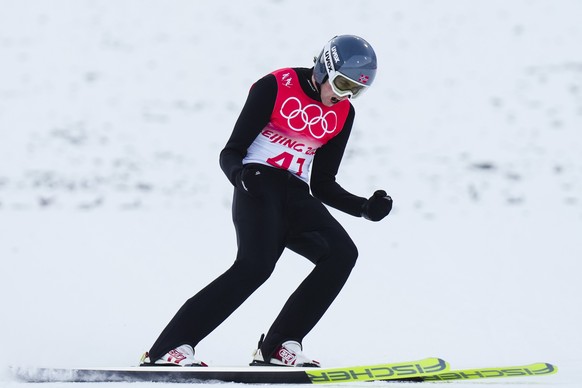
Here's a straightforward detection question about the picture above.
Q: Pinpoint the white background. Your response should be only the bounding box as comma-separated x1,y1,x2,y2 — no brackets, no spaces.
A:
1,0,581,387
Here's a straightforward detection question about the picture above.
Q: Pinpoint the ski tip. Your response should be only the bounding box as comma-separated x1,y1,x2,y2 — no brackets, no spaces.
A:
536,362,558,375
423,357,451,372
516,362,558,375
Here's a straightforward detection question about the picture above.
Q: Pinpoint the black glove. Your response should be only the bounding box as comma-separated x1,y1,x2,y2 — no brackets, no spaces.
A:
235,165,263,196
361,190,393,221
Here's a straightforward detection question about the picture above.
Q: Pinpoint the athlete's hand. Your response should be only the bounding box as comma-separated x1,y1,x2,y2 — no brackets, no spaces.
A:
361,190,392,221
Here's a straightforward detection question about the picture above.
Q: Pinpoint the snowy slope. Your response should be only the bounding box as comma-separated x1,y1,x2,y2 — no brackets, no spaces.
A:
1,0,581,387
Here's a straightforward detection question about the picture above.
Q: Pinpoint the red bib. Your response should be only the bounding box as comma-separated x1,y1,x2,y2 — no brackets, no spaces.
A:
243,68,351,182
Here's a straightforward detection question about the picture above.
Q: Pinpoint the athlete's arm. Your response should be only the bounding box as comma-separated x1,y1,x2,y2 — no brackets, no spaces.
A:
219,75,277,186
310,106,368,217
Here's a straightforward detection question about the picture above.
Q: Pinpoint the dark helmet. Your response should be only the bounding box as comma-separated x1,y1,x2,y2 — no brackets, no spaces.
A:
313,35,377,98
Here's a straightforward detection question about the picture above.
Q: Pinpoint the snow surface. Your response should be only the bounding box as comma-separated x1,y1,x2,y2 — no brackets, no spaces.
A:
1,0,581,387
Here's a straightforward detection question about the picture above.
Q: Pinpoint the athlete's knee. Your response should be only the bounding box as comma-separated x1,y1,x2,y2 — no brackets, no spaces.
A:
320,236,358,269
336,238,358,268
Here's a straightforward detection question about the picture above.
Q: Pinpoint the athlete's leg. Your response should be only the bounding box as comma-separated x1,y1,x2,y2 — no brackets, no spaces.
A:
148,174,287,360
259,188,358,358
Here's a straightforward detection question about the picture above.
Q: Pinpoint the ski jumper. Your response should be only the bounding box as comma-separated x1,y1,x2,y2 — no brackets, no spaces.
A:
148,68,369,361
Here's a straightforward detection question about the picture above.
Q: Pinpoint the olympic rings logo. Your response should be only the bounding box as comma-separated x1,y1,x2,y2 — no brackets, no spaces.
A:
280,97,338,139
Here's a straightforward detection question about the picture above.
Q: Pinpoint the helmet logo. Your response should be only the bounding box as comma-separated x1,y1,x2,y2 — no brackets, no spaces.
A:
358,74,369,84
324,50,334,73
331,45,340,63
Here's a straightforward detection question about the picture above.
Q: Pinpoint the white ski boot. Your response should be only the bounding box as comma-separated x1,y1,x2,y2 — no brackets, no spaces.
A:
251,335,320,367
140,344,207,367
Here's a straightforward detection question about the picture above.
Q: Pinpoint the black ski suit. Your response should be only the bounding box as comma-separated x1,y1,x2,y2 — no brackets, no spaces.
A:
148,67,371,361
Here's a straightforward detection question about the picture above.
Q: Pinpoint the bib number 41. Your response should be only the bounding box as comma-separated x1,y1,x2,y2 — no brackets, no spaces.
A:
266,152,306,177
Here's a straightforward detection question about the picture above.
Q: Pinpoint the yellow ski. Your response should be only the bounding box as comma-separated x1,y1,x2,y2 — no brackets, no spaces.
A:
421,362,557,381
